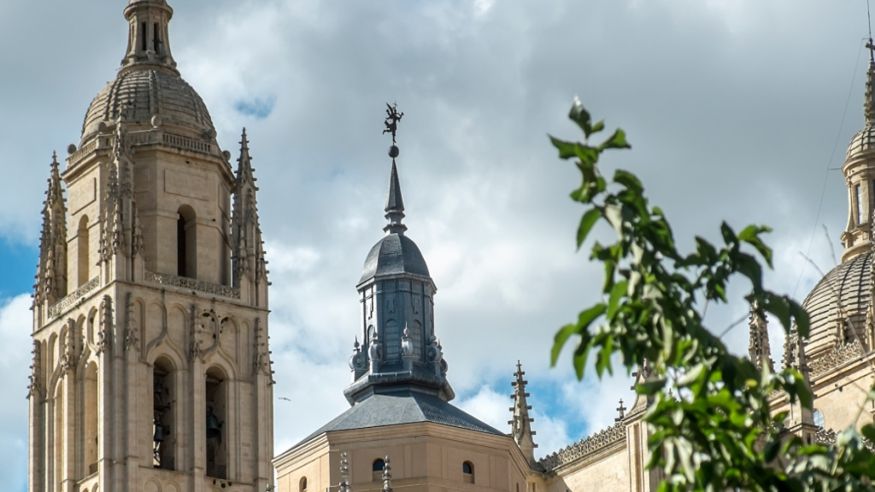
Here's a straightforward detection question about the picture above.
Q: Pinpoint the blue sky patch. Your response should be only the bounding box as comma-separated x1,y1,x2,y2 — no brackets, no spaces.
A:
0,240,36,298
234,96,277,120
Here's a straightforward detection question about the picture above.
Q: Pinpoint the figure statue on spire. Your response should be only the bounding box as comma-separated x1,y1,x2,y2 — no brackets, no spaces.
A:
383,103,404,159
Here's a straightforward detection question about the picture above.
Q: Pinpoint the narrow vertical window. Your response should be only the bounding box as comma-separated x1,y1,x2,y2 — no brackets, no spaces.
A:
205,368,227,479
857,183,864,225
177,206,197,278
299,477,308,492
140,22,147,52
78,216,90,286
153,22,161,53
153,358,175,470
83,362,98,476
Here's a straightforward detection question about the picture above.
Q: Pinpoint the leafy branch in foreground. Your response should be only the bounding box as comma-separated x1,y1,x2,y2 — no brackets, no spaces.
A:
550,98,875,490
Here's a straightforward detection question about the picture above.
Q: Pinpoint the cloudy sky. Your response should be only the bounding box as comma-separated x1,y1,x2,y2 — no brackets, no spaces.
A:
0,0,871,488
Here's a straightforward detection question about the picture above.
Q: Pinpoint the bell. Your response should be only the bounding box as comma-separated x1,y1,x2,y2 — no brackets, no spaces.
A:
153,423,166,443
206,410,223,439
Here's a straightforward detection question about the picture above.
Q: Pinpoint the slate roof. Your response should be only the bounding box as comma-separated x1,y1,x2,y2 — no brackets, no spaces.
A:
358,233,430,285
297,392,504,447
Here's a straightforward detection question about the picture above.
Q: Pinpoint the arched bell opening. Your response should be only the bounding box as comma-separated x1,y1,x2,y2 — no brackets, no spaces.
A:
205,366,228,479
152,357,176,470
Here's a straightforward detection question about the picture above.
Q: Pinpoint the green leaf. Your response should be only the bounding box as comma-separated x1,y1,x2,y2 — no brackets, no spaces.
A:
861,423,875,444
568,99,592,136
614,169,644,194
738,225,774,267
576,208,602,250
607,280,629,319
549,135,579,160
599,128,631,150
551,323,578,367
552,304,606,372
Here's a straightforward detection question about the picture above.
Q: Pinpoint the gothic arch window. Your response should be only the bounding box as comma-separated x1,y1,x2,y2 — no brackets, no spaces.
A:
153,358,176,470
205,366,228,479
462,461,475,484
177,206,197,279
372,458,385,481
78,215,90,286
83,362,99,476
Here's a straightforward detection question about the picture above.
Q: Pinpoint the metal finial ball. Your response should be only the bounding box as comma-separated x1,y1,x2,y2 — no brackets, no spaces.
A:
389,145,400,159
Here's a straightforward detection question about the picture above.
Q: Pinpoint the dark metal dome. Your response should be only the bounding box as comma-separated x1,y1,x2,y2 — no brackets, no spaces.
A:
81,68,215,143
358,233,430,285
800,250,873,362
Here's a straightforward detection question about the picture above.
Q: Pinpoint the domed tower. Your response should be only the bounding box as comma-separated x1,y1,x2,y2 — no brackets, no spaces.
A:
788,42,875,431
344,157,454,403
28,2,274,491
273,108,530,492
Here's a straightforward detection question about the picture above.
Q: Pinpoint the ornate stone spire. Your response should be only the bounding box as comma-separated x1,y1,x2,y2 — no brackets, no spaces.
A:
866,38,875,125
346,106,452,404
786,332,818,440
840,39,875,261
509,361,537,463
35,152,68,306
383,161,407,235
383,103,407,235
338,451,351,492
381,456,394,492
231,128,268,290
121,0,178,73
748,302,774,372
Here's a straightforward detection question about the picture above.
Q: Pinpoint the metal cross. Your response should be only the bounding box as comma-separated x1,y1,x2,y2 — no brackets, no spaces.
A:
615,398,627,422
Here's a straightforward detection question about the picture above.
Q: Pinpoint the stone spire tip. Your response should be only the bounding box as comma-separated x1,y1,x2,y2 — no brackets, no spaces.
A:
510,361,537,462
383,160,407,235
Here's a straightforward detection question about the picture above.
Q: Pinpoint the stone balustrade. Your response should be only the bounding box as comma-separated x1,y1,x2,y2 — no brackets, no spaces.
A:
144,270,239,299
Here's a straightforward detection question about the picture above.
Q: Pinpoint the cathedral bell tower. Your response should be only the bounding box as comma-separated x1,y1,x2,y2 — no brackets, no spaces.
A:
29,2,274,491
840,40,875,261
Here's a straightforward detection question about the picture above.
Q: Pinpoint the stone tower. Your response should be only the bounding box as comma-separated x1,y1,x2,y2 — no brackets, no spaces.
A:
28,2,274,491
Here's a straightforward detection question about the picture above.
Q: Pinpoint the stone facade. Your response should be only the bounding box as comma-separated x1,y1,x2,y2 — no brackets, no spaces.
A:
29,1,273,491
31,3,875,492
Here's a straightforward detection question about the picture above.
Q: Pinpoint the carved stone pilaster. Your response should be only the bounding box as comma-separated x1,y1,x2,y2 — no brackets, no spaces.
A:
96,295,113,355
26,340,43,400
124,294,140,352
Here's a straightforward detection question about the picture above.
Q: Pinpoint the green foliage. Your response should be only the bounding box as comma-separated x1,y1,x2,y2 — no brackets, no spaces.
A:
550,98,875,490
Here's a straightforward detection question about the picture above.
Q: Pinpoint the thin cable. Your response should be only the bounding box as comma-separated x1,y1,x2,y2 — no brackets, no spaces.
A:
790,43,865,299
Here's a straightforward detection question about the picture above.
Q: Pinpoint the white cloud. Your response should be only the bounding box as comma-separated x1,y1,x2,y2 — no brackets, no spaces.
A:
456,385,571,460
0,295,35,492
2,0,871,486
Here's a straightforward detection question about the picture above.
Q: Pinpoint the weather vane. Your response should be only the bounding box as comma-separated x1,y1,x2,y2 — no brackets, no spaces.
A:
383,102,404,159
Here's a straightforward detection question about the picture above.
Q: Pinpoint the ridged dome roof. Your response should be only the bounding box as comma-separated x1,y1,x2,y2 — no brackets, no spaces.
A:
800,250,873,362
81,68,215,142
847,126,875,161
358,233,430,285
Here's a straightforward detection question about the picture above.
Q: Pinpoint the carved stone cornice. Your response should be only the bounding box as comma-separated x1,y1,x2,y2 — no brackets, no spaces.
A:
47,276,99,319
145,270,239,299
808,340,865,377
538,421,627,472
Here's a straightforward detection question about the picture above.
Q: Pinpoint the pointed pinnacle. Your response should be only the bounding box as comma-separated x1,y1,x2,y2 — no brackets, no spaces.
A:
383,160,407,234
866,60,875,125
